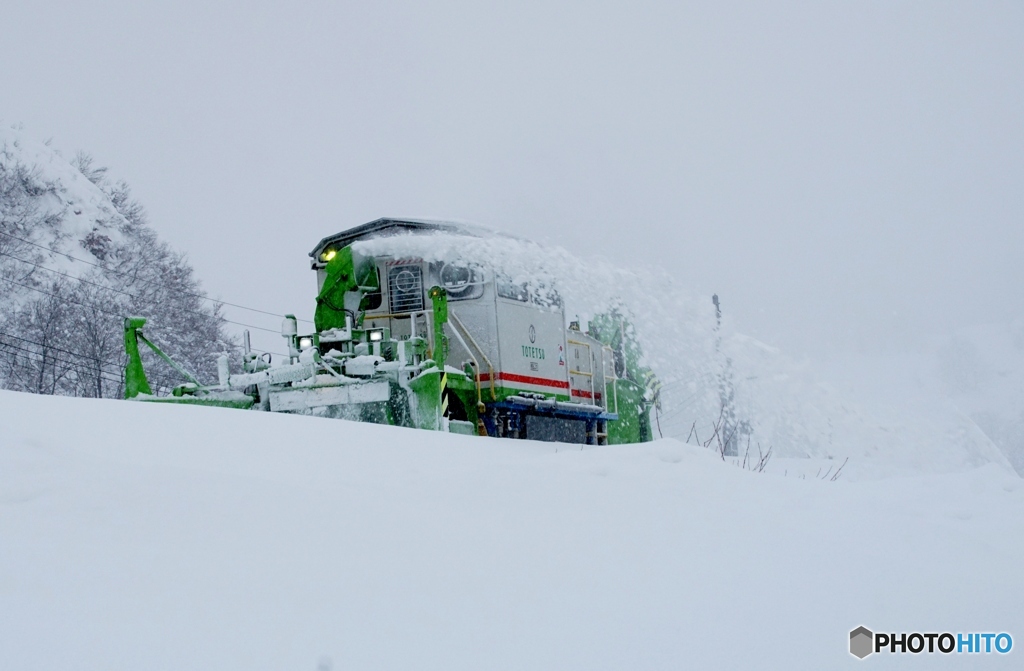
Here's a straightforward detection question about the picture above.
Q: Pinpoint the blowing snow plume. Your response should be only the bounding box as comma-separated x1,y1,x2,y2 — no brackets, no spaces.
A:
355,229,1011,479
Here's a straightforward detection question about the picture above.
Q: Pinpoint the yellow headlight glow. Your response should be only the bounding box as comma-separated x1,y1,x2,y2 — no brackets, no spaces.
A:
323,249,337,261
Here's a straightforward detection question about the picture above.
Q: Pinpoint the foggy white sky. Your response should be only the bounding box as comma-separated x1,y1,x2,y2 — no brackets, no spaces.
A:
3,1,1022,358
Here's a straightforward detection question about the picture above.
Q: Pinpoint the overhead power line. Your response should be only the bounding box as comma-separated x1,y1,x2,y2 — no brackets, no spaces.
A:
1,277,128,319
0,330,220,392
0,329,124,372
0,229,313,324
0,249,140,298
0,324,286,382
0,340,125,387
0,263,282,334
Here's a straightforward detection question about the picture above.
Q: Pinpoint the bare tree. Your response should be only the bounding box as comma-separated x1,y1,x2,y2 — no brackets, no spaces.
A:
0,145,236,399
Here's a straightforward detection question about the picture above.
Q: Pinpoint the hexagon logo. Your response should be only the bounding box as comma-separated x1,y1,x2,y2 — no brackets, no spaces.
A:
850,626,874,659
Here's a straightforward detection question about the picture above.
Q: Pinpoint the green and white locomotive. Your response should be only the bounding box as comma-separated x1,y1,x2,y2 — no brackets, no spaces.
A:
124,218,658,445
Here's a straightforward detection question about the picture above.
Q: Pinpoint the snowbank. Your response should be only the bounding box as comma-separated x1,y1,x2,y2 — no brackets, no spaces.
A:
1,389,1021,670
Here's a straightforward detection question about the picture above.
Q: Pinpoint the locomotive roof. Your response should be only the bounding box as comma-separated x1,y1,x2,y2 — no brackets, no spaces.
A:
309,217,496,258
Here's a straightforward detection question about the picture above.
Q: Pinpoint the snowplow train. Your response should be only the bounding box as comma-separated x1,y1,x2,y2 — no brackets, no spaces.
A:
123,218,658,445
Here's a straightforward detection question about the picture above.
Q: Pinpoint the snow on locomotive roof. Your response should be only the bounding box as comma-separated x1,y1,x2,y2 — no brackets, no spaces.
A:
309,217,500,258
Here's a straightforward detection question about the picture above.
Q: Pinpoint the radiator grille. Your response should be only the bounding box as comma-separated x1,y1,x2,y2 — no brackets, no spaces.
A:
387,264,424,313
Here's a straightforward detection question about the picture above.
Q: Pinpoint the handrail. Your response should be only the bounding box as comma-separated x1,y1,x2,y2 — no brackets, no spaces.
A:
363,312,422,321
602,345,618,413
449,309,497,401
566,338,596,405
444,315,483,409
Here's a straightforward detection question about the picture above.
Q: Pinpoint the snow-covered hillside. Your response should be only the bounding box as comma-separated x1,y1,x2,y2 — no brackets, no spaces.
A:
0,126,131,281
1,389,1021,670
0,127,233,397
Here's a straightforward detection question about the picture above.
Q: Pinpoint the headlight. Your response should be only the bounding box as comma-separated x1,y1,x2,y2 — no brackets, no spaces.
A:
322,249,337,262
298,337,313,349
368,330,384,342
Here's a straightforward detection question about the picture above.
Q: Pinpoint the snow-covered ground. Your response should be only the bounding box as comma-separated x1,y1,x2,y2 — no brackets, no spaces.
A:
1,388,1021,670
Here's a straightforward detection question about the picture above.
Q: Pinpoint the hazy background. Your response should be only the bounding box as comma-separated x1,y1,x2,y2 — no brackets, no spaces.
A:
2,0,1022,360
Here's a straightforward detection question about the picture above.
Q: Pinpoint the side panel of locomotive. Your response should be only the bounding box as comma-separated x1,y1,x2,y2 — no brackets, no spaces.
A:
360,255,576,406
489,289,570,401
